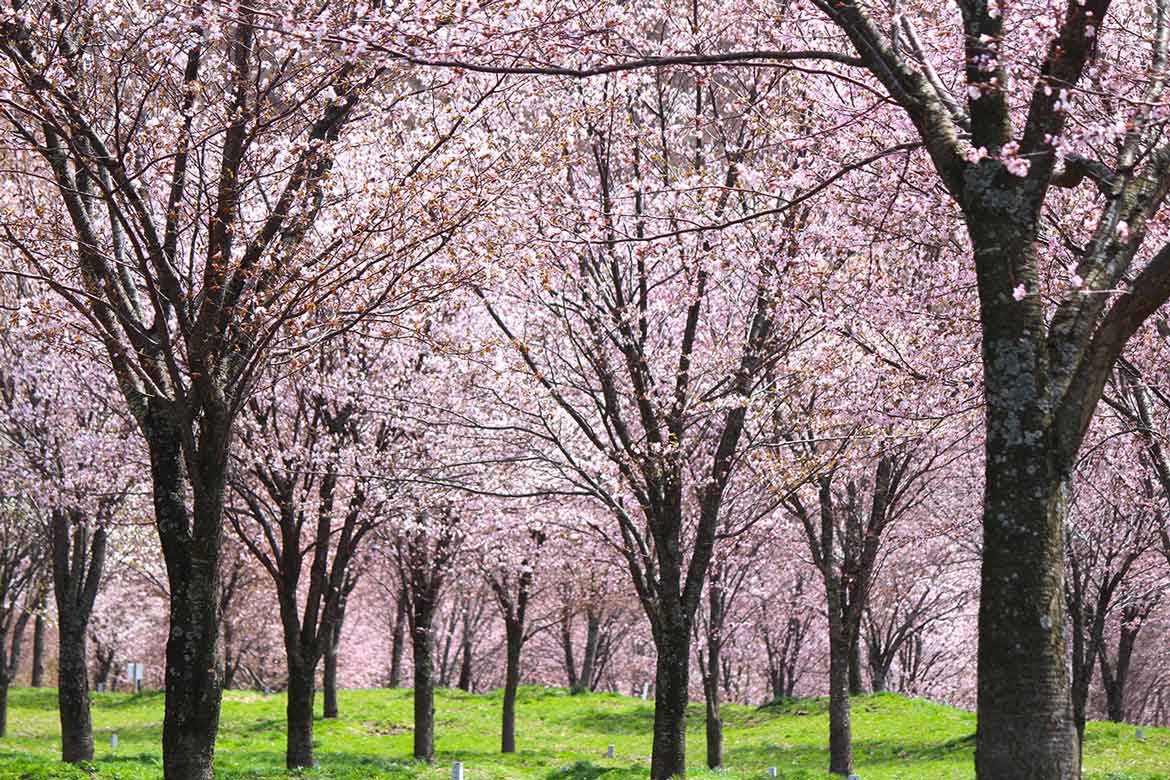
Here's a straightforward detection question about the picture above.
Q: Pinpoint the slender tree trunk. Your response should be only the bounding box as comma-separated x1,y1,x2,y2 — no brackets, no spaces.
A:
649,618,689,780
848,636,864,696
31,609,45,689
501,622,522,753
149,409,226,780
323,638,339,719
412,617,436,762
58,625,94,762
703,575,724,770
578,612,600,694
285,664,316,769
457,627,473,693
0,678,8,738
389,594,407,688
975,375,1078,780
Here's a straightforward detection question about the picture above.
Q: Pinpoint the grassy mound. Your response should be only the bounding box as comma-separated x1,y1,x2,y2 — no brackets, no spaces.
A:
0,686,1166,779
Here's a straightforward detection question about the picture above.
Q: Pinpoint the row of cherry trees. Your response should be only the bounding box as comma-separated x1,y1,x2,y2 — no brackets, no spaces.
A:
2,2,1170,780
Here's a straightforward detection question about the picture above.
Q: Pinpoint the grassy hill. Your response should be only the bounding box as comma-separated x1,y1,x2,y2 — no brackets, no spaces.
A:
1,686,1167,779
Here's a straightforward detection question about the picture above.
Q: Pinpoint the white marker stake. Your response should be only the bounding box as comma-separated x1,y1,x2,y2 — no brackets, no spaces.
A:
606,745,615,759
111,733,118,752
452,761,464,780
767,768,777,777
1137,727,1146,741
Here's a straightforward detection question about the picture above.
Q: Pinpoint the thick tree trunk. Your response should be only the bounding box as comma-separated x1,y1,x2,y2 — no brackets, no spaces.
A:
323,639,339,719
649,621,689,780
31,609,45,688
501,623,522,753
412,621,436,762
975,382,1078,779
827,618,853,775
58,625,94,762
285,665,316,769
149,410,225,780
389,594,407,688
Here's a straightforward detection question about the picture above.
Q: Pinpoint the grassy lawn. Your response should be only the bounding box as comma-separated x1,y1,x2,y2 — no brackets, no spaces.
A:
1,686,1167,779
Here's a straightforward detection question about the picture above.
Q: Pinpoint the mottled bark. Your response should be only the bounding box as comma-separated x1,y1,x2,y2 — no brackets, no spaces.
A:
285,667,315,769
149,407,225,780
51,509,106,763
649,621,690,780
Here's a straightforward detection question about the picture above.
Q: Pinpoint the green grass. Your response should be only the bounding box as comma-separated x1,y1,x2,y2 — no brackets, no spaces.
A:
1,686,1167,779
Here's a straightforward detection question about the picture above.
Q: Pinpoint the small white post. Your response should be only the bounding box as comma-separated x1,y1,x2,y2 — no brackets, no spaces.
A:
1137,727,1146,741
767,768,777,777
451,761,464,780
606,744,615,758
111,733,118,751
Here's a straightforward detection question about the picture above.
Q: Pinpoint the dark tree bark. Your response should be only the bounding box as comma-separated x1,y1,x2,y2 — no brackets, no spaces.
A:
323,582,354,720
808,5,1170,779
30,603,45,689
396,520,458,763
149,406,227,780
285,665,316,768
865,582,965,696
848,636,864,696
699,572,724,770
486,532,540,754
500,621,523,753
762,574,812,703
51,508,107,763
323,635,340,719
562,602,612,695
230,379,374,766
389,589,407,688
1099,598,1159,723
0,510,43,739
785,455,916,775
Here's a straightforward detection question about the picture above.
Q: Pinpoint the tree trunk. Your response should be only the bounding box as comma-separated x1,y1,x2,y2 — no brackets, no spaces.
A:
58,625,94,762
457,627,473,693
31,609,45,688
649,619,689,780
870,660,888,694
389,594,407,688
827,614,853,776
149,409,225,780
286,665,316,769
501,622,522,753
976,401,1078,779
0,678,8,738
412,620,436,762
848,635,864,696
323,638,339,719
578,612,600,694
1100,622,1140,723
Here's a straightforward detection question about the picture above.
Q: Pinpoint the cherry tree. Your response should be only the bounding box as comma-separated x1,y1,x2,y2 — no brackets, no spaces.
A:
0,5,499,777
